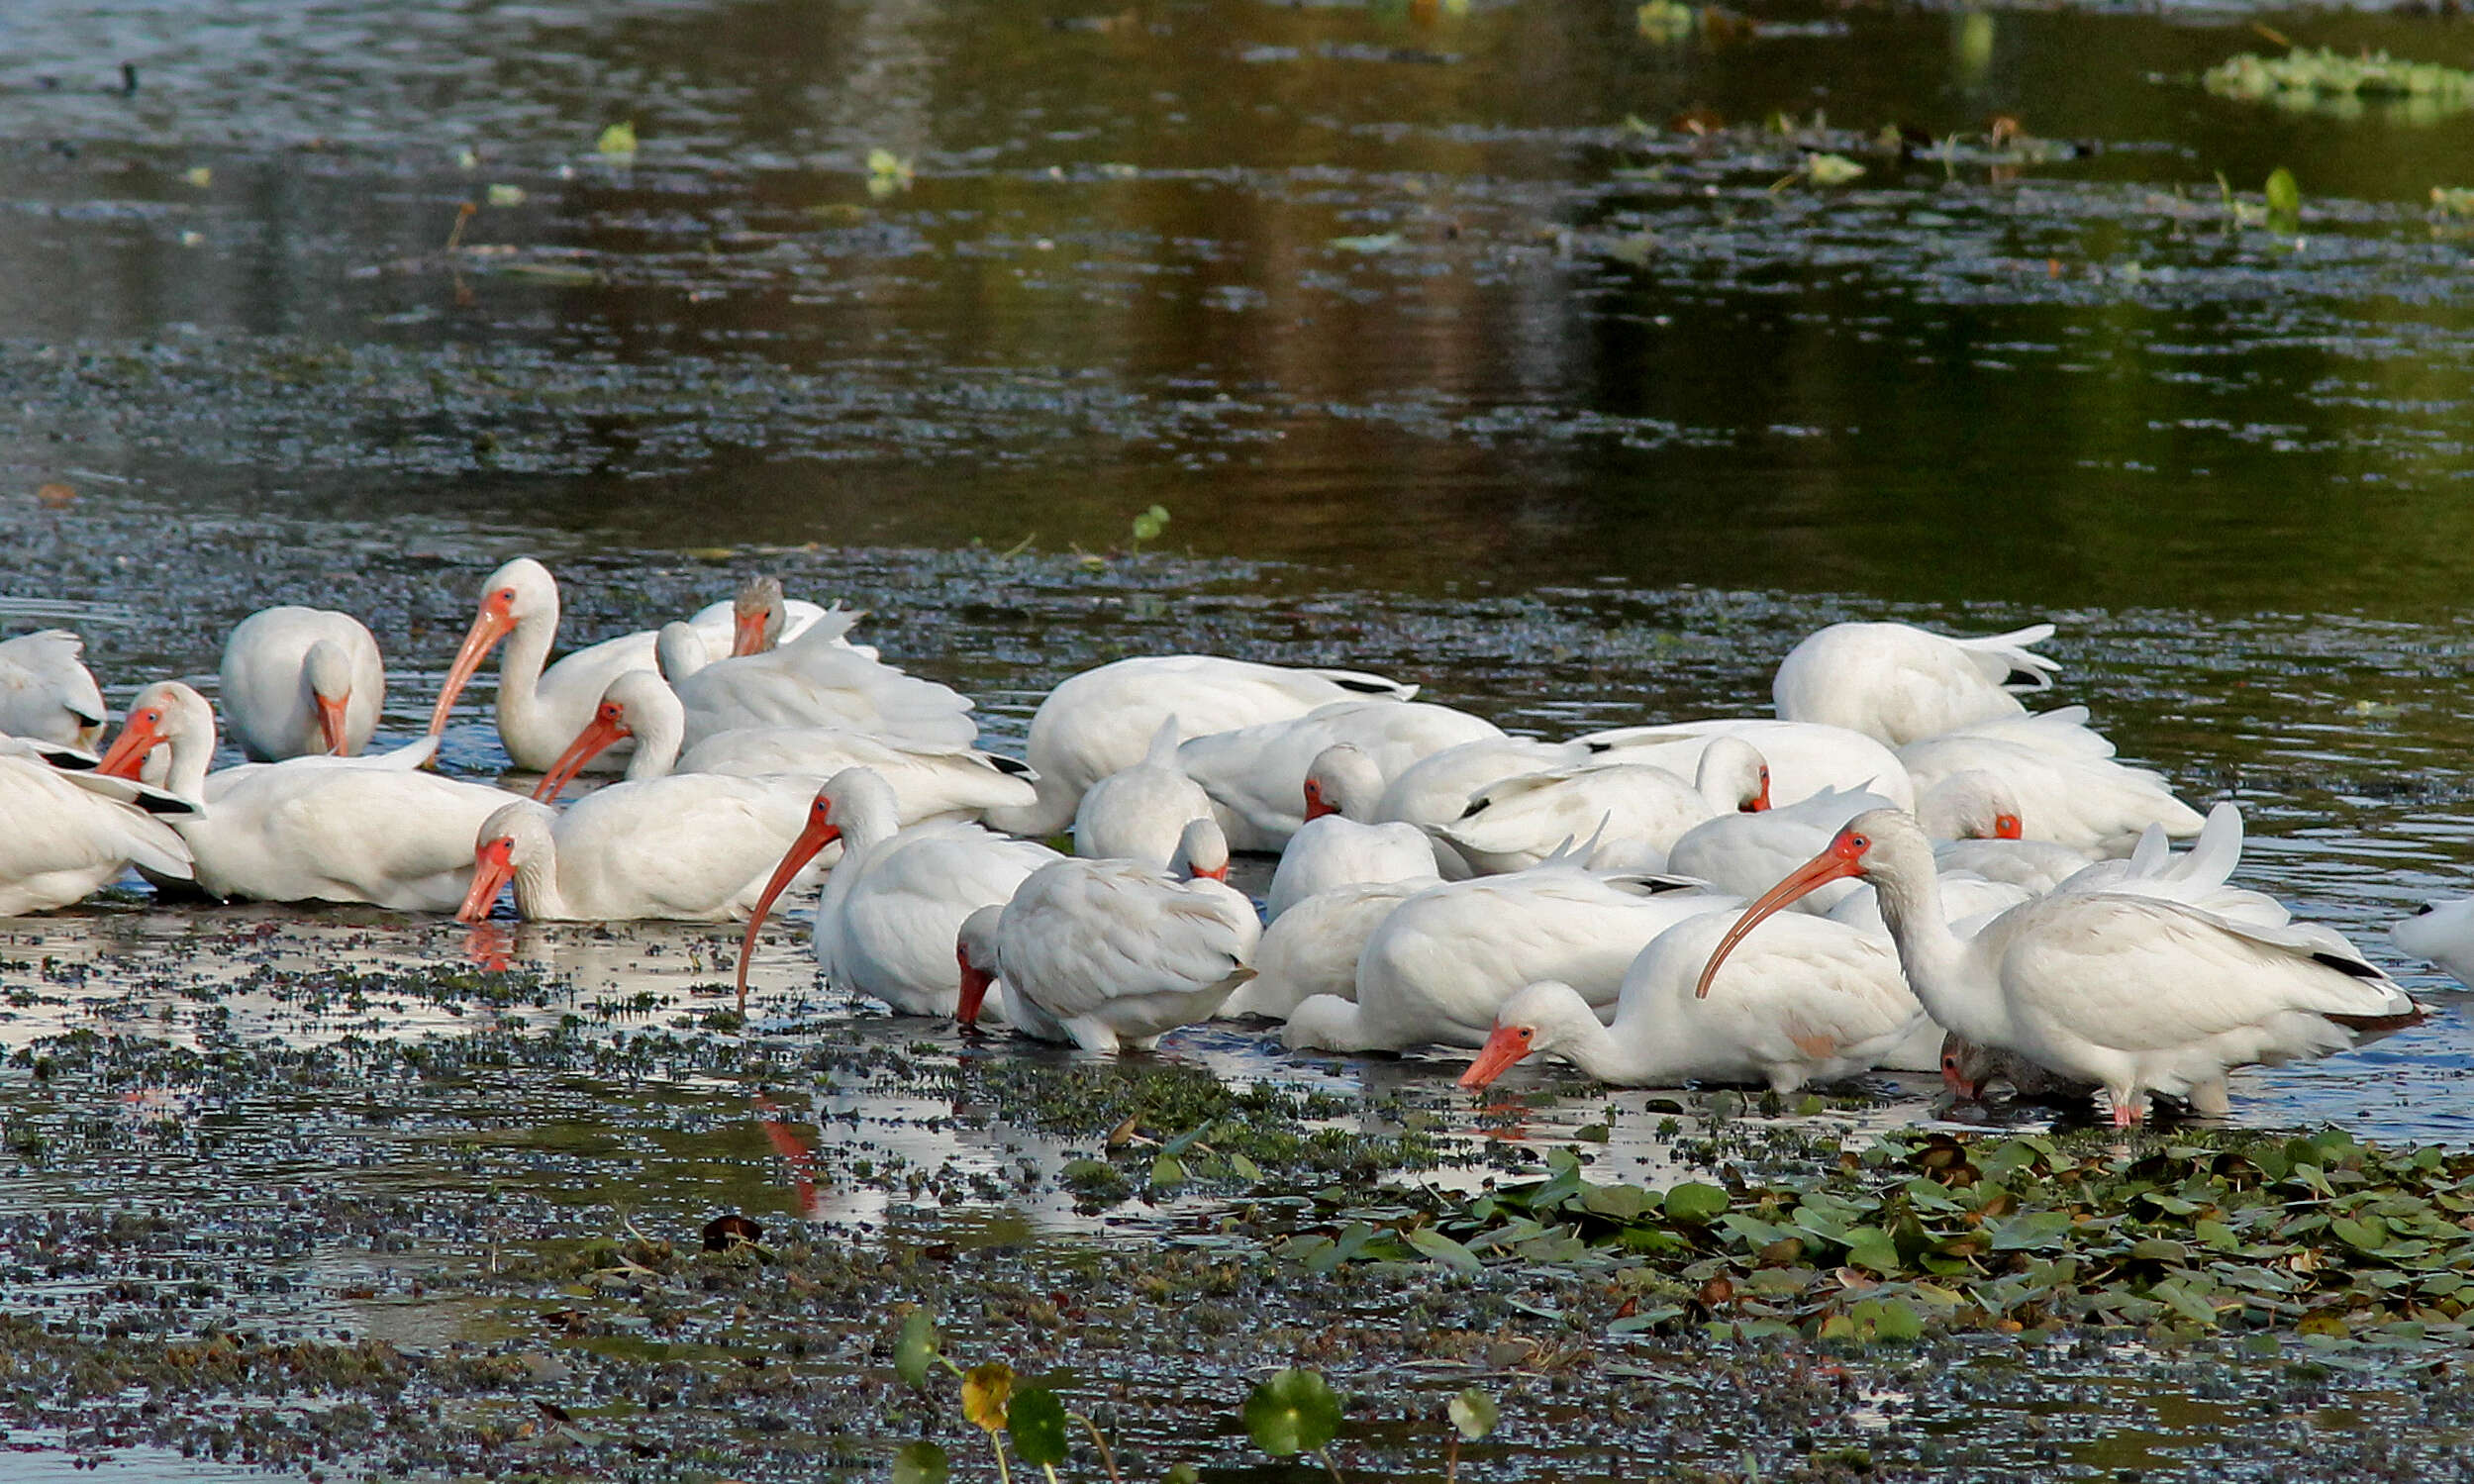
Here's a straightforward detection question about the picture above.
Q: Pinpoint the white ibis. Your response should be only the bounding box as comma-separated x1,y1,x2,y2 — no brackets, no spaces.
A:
1915,770,2099,892
653,615,974,749
1371,736,1587,876
1575,718,1917,811
1458,909,1924,1092
527,670,1033,825
1178,699,1504,852
1071,716,1217,869
1660,781,1898,913
955,819,1258,1052
1899,715,2202,856
1281,856,1735,1053
96,680,515,911
985,654,1417,839
1694,809,2426,1128
1771,620,2061,745
0,737,193,913
455,774,826,924
0,630,107,748
1437,737,1769,876
218,606,385,760
1263,743,1436,919
733,767,1059,1017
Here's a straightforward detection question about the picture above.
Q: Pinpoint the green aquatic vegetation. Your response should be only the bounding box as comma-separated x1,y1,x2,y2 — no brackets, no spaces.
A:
868,148,917,199
1244,1367,1345,1478
594,120,638,158
2204,48,2474,120
2434,187,2474,218
1282,1129,2474,1349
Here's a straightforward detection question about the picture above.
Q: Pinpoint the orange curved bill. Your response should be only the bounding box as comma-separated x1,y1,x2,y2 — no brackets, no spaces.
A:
427,605,516,738
455,838,518,924
733,811,840,1014
533,712,629,801
95,713,163,780
732,608,768,657
1693,845,1863,999
316,693,353,756
1746,769,1772,813
1457,1025,1533,1089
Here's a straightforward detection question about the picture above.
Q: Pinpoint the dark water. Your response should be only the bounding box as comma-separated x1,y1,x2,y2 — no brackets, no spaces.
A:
7,1,2474,1475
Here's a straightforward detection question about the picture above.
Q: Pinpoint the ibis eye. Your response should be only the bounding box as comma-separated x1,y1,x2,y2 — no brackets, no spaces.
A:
1850,835,1869,850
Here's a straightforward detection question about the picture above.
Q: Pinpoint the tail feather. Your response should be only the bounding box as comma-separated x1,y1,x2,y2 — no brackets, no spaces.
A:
1952,623,2060,692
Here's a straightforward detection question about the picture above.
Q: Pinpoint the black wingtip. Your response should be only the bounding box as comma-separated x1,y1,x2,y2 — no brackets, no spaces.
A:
2310,950,2386,982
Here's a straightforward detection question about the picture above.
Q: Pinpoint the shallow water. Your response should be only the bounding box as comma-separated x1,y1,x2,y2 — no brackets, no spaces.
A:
8,0,2474,1476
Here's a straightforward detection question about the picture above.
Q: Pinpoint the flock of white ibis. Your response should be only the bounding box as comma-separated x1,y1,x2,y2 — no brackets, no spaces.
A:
0,559,2461,1127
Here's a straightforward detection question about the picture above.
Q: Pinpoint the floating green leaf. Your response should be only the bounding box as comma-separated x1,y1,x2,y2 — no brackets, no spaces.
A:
485,183,526,207
2436,186,2474,217
1328,233,1402,253
1007,1387,1070,1466
1448,1388,1499,1440
892,1440,949,1484
1407,1226,1483,1273
1150,1152,1186,1189
1636,0,1695,43
596,121,638,158
1664,1182,1730,1223
1131,504,1171,545
2264,166,2302,225
895,1309,940,1386
1243,1368,1342,1456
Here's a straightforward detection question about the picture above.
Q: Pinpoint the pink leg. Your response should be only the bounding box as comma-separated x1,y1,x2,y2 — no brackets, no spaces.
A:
2108,1092,2144,1129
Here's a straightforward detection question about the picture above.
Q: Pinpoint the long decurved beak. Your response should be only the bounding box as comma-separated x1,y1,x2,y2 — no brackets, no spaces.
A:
95,712,164,780
734,809,840,1013
1694,847,1864,999
427,602,517,738
956,953,994,1028
1744,769,1772,813
456,837,518,924
732,607,768,657
1457,1025,1533,1089
533,711,629,801
316,693,353,756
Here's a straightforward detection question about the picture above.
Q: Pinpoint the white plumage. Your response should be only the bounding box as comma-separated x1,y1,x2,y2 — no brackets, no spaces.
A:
1438,737,1768,876
1576,718,1916,811
456,774,825,923
957,819,1259,1051
985,654,1417,838
219,606,386,760
1072,716,1217,869
1771,620,2061,745
1180,700,1505,852
0,738,193,914
1263,743,1436,919
0,630,107,748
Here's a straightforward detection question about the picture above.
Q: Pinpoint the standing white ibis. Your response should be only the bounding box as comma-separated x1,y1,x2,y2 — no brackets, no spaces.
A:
1264,743,1436,919
1437,738,1770,877
0,736,194,913
733,767,1059,1018
528,670,1033,825
219,606,385,760
1220,878,1421,1022
455,773,826,924
1694,809,2427,1127
1771,620,2061,745
97,680,517,911
1576,718,1916,811
654,615,974,749
986,656,1418,839
1457,909,1924,1092
0,630,107,748
1281,857,1735,1052
955,819,1258,1052
426,558,832,773
1072,716,1217,869
1179,700,1504,852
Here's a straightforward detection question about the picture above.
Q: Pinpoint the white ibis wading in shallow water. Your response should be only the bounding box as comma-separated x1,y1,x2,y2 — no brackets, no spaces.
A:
1694,809,2427,1128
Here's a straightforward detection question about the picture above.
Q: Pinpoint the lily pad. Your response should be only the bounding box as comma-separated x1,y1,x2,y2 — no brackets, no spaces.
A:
1243,1368,1342,1456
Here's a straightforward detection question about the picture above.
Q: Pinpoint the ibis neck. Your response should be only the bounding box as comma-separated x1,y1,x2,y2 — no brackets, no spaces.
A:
1869,864,2011,1046
623,693,687,782
161,710,217,801
494,605,561,766
509,837,568,921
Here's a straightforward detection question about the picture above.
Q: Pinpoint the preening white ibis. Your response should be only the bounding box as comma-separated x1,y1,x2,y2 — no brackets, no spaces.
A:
1771,620,2061,745
1263,743,1436,919
1071,716,1217,869
1437,737,1769,876
219,606,385,760
0,736,193,913
985,654,1418,838
0,630,107,748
